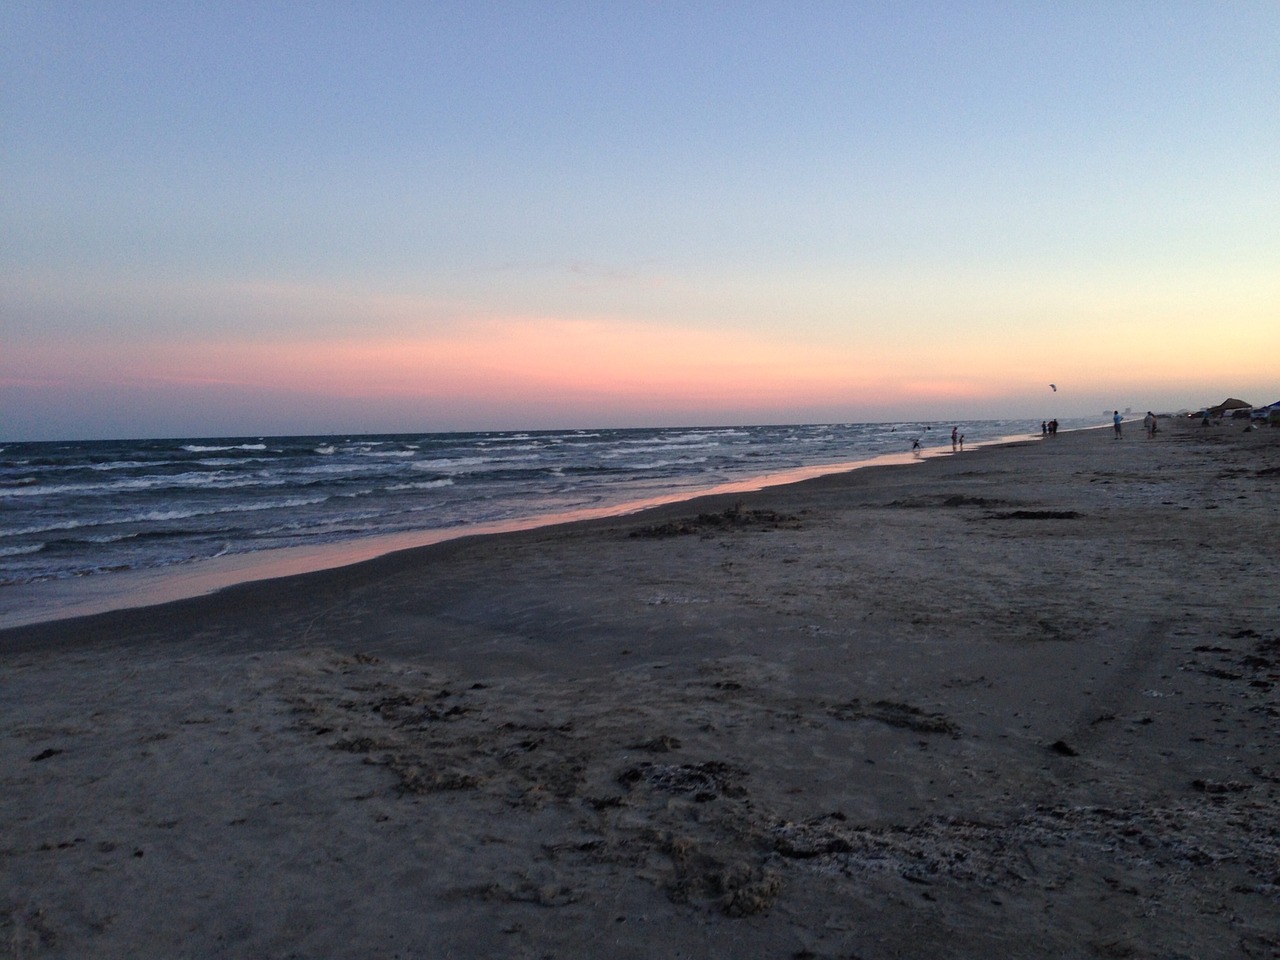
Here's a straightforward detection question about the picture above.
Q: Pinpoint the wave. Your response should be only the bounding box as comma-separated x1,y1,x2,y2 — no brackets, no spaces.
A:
2,495,332,538
625,457,711,471
0,543,45,558
0,471,298,498
609,438,725,454
88,459,182,471
134,496,330,524
412,456,496,472
385,479,455,492
180,443,269,452
195,456,279,467
1,517,96,537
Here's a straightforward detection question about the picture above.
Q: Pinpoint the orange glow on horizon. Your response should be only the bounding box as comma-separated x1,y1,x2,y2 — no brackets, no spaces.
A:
133,317,917,408
7,306,1277,428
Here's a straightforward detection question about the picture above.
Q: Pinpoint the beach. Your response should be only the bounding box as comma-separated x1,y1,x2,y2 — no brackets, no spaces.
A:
2,418,1277,959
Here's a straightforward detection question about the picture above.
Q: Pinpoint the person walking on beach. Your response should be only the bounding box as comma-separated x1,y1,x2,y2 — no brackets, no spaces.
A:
1113,411,1123,438
1143,411,1157,438
952,426,959,449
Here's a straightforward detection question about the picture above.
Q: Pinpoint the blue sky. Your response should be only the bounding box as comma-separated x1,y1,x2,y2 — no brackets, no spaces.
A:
3,1,1277,439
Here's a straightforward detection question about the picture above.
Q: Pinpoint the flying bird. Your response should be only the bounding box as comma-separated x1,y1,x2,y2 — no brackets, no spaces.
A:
1050,384,1057,392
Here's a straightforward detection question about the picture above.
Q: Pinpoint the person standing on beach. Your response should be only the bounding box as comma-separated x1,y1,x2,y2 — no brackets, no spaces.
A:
1143,411,1157,438
1113,411,1123,438
952,426,959,449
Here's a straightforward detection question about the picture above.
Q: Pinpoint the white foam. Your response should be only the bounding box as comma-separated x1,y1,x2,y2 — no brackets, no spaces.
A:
180,443,268,452
134,496,329,523
0,543,44,558
386,479,454,491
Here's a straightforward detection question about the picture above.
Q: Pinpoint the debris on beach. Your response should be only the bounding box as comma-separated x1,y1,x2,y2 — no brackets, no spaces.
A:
827,698,960,736
629,503,801,538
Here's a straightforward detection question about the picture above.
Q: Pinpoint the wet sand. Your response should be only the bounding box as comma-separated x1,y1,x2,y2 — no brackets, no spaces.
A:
3,419,1278,959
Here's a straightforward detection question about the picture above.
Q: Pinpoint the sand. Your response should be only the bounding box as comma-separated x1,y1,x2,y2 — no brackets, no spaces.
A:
2,418,1278,959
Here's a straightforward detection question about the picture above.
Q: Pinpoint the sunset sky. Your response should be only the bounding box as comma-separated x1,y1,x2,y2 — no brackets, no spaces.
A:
3,2,1277,440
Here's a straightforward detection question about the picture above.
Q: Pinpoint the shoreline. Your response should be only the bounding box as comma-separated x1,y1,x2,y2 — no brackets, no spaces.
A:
0,434,1029,631
4,419,1277,959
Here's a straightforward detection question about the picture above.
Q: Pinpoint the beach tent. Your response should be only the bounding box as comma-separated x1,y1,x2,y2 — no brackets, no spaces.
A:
1207,398,1252,417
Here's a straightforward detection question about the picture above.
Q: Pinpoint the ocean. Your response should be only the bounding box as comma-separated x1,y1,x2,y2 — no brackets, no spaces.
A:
0,419,1089,613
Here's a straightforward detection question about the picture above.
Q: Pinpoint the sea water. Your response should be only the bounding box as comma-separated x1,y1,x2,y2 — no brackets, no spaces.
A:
0,419,1090,600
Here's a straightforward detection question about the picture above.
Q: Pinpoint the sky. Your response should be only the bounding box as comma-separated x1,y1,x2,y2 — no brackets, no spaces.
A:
3,1,1277,440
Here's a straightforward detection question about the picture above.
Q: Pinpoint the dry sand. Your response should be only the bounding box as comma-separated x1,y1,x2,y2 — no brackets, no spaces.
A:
3,419,1278,959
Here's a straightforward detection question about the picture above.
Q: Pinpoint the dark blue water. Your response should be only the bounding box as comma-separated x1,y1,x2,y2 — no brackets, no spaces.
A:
0,420,1083,589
